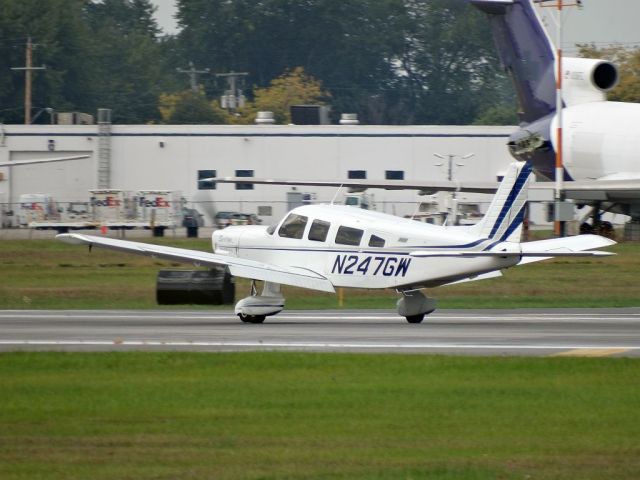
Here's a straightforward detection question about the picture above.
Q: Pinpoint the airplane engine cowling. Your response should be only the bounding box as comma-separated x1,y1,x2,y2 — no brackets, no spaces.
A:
563,57,618,106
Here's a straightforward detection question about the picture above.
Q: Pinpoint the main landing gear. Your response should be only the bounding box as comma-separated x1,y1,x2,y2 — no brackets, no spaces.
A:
235,281,436,324
235,281,284,324
396,290,437,324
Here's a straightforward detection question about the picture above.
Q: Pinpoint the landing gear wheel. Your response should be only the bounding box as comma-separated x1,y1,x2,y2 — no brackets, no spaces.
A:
238,314,266,324
405,314,425,324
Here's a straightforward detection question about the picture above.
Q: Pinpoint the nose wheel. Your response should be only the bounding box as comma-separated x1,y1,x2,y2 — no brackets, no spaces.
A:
397,290,436,323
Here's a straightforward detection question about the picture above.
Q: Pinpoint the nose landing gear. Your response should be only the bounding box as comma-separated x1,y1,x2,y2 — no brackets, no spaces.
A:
397,290,436,324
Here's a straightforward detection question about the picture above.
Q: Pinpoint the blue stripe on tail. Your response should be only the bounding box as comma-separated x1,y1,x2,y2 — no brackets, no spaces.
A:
489,162,532,238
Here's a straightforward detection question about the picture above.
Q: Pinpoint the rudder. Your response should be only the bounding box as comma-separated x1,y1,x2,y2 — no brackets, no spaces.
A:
470,0,556,123
471,161,532,242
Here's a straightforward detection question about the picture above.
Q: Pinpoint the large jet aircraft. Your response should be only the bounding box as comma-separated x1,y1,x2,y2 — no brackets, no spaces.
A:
219,0,640,229
58,162,615,324
471,0,640,224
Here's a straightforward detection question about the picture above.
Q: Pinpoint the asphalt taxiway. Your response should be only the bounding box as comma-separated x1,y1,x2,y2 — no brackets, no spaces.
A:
0,308,639,356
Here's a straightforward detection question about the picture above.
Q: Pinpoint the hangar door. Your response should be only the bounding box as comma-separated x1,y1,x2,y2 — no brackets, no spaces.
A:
7,151,94,205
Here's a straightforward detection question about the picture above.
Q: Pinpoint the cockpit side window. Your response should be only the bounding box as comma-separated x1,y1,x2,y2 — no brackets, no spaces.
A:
278,213,308,239
308,219,331,242
368,234,386,248
335,226,363,246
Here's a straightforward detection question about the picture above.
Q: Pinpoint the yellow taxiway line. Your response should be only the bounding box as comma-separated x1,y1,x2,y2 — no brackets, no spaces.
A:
552,348,632,357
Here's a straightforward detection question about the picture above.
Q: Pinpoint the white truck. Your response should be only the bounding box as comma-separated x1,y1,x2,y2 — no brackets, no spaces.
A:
17,190,182,235
19,193,96,232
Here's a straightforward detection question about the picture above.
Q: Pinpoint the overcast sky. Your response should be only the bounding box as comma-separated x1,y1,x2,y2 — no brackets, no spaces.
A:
149,0,640,54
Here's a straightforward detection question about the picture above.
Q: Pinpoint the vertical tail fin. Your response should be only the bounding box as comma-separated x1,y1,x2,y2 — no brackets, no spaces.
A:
470,0,556,123
471,161,532,242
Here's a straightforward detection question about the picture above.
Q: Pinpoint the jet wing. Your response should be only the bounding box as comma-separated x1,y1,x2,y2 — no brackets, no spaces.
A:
0,154,90,167
208,176,498,194
56,233,335,293
213,176,640,202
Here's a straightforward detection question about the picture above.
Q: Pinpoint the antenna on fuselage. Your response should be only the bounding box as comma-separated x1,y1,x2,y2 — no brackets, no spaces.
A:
330,185,344,205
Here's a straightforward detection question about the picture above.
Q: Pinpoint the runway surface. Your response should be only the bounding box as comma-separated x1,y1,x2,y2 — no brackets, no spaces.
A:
1,308,639,356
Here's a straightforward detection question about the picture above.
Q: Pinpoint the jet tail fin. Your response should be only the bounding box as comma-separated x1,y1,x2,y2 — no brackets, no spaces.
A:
470,0,556,123
470,161,532,242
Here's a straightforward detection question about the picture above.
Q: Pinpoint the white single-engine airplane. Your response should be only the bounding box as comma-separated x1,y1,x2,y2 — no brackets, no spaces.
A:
57,162,615,323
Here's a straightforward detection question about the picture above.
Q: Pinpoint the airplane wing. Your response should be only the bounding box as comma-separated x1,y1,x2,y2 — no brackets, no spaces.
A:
56,233,335,293
207,176,498,194
0,154,90,167
211,176,640,200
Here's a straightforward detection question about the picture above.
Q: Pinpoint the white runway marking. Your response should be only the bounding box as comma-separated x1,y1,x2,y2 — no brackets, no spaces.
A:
0,340,637,352
1,309,638,355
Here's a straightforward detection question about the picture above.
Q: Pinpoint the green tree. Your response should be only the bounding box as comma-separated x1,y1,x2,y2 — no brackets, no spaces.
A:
175,0,512,125
235,67,328,124
0,0,93,124
159,90,228,124
84,0,168,123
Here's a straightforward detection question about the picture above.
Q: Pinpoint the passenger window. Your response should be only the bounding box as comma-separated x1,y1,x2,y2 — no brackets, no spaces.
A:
308,219,331,242
368,235,386,247
278,214,308,239
335,226,364,246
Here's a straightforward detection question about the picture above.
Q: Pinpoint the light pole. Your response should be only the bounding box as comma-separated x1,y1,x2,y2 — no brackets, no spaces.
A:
433,153,475,225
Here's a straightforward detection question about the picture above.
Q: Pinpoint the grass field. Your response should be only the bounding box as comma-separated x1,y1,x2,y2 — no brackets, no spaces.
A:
1,239,639,479
0,238,638,310
0,352,639,479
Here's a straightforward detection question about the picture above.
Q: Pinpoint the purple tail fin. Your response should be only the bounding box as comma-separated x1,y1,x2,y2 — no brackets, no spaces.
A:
471,0,556,123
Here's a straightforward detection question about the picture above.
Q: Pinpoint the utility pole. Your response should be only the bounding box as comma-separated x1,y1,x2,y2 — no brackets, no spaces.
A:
176,61,210,93
433,153,475,225
11,37,46,125
215,72,248,111
538,0,582,237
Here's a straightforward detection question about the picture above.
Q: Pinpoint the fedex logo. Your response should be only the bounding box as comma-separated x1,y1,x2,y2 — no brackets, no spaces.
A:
91,196,121,207
139,197,170,208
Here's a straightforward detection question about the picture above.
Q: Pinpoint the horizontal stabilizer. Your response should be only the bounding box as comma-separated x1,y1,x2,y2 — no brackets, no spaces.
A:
411,234,616,260
57,233,335,293
409,250,614,258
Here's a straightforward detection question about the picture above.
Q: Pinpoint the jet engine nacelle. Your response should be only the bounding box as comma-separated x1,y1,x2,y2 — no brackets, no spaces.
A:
562,57,618,106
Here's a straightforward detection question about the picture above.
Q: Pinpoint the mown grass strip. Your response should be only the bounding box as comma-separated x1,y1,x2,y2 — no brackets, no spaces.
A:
0,239,638,310
0,352,638,479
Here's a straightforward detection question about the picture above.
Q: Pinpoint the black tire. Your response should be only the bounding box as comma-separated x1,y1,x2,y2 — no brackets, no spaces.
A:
406,314,425,324
238,314,266,324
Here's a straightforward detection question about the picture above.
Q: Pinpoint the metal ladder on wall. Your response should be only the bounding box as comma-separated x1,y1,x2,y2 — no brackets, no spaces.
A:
97,108,111,189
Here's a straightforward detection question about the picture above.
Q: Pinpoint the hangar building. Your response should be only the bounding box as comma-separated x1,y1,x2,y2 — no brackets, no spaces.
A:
0,120,550,228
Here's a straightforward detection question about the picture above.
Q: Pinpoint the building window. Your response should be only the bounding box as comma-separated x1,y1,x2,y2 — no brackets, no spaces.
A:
348,170,367,179
335,226,364,246
235,169,254,190
257,206,272,216
198,170,216,190
385,170,404,180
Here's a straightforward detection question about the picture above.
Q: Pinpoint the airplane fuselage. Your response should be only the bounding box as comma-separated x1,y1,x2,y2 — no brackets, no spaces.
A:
213,204,519,290
523,102,640,182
